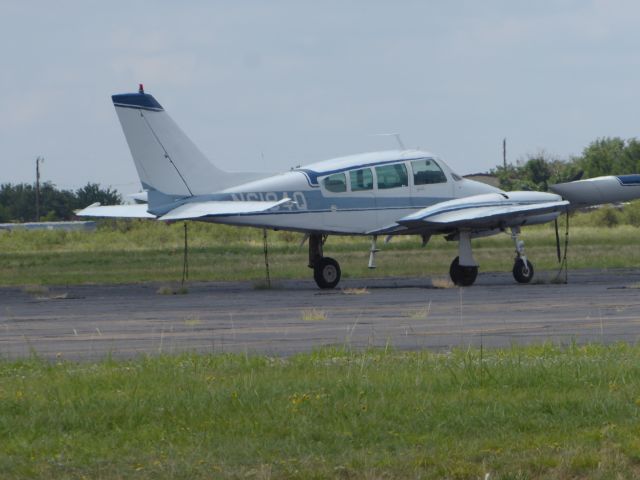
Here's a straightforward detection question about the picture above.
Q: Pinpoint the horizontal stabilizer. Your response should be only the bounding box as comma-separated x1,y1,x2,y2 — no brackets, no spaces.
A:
159,199,292,221
76,203,156,219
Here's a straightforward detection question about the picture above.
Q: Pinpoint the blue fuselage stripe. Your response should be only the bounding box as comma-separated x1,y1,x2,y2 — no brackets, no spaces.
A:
617,175,640,186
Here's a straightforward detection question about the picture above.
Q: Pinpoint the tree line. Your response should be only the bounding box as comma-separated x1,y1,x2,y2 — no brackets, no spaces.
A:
0,182,121,223
493,137,640,191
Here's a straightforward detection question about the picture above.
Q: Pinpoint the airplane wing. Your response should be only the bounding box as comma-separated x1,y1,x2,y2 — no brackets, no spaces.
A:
158,199,292,221
367,192,569,234
76,203,156,218
397,199,569,229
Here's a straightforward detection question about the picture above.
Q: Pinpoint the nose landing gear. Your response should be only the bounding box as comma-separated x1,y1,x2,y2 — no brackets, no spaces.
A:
511,227,534,284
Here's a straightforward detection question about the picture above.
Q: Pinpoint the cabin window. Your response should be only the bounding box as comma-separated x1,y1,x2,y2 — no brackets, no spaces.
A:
350,168,373,191
411,159,447,185
323,172,347,193
376,163,408,189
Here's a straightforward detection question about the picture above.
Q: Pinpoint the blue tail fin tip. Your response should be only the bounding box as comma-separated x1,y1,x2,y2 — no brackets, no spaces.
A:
112,92,164,111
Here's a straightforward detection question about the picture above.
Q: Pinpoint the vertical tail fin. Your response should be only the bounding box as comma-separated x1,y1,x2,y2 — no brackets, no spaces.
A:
112,88,228,200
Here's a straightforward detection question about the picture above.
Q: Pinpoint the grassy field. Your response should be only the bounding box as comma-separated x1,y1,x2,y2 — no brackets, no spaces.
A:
1,215,640,286
1,344,640,479
3,214,640,479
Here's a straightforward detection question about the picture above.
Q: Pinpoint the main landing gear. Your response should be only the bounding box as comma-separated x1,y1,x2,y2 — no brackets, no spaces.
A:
449,257,478,286
308,234,341,289
448,231,478,286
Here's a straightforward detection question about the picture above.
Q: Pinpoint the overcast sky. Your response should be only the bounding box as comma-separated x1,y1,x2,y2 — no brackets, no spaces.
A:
2,1,640,195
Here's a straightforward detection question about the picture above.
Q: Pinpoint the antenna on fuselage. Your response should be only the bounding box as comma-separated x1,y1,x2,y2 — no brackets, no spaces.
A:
372,133,406,150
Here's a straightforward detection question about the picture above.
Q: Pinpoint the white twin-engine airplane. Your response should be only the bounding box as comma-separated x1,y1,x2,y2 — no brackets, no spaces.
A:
79,85,640,288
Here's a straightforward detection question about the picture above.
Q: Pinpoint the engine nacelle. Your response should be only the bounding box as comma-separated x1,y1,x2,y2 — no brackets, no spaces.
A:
551,175,640,207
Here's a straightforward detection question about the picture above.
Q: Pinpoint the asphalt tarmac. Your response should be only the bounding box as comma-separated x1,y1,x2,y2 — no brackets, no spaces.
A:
2,269,640,361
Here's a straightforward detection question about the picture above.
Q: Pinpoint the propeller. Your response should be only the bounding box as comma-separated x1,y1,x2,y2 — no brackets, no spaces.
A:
568,170,584,182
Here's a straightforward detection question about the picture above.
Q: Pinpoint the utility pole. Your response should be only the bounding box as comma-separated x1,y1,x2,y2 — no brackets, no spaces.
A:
503,138,507,169
35,156,44,222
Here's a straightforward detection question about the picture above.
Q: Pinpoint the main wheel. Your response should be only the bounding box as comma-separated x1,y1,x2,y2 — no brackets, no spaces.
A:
313,257,341,289
449,256,478,287
513,258,534,284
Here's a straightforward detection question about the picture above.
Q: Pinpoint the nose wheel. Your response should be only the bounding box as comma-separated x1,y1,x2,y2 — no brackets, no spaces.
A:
511,227,534,284
513,258,534,283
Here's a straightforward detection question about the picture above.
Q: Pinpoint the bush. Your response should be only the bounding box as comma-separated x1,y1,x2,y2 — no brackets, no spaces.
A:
595,206,621,228
622,201,640,227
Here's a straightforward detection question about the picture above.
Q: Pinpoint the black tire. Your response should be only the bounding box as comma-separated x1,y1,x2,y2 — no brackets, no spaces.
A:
449,256,478,287
313,257,341,289
513,258,534,284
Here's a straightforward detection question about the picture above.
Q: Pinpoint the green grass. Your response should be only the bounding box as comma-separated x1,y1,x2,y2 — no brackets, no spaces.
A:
2,344,640,478
1,218,640,285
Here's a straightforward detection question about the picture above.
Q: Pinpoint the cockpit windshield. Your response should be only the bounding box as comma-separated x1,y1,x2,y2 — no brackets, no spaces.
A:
411,159,447,184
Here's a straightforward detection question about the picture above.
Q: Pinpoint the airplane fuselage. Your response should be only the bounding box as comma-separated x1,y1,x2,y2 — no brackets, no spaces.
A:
154,150,505,234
